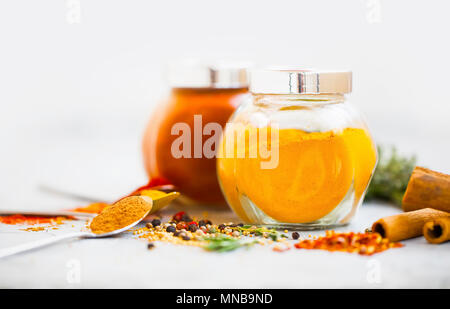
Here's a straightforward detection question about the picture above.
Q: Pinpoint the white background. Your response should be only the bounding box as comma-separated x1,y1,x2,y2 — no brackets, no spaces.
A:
1,0,450,208
0,0,449,289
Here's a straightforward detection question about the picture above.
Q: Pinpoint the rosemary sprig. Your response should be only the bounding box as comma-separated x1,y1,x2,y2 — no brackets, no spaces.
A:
202,235,257,253
365,145,416,205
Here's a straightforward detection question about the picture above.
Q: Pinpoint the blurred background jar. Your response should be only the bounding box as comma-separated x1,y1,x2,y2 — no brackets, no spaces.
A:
143,61,249,205
217,68,377,228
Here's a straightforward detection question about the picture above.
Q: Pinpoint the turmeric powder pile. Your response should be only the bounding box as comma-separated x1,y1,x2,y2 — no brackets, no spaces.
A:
90,196,153,234
217,127,377,224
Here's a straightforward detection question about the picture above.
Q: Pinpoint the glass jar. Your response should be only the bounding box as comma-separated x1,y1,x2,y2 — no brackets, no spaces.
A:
143,61,249,205
217,69,377,229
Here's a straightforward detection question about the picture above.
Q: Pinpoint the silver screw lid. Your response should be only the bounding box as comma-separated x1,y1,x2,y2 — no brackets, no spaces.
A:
249,68,352,94
167,60,249,89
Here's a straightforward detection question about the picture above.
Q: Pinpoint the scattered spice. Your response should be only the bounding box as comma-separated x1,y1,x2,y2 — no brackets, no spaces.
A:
147,243,155,250
0,215,69,226
198,220,211,227
134,212,291,252
181,214,192,222
236,225,286,241
21,226,47,232
292,232,300,240
151,218,161,227
172,211,193,222
166,225,176,233
175,222,186,230
294,231,402,256
90,196,152,234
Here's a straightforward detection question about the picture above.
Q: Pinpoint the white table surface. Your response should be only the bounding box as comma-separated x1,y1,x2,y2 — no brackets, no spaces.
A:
0,199,449,289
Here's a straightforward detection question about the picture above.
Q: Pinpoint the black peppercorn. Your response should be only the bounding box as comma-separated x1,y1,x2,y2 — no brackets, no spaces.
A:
166,225,176,233
181,214,192,222
151,218,161,227
147,243,155,250
292,232,300,240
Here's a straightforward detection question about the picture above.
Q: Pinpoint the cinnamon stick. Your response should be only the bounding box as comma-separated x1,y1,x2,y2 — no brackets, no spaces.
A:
372,208,450,242
423,217,450,244
402,166,450,213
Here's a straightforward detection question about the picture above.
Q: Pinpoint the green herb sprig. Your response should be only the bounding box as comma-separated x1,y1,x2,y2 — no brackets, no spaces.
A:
365,145,416,205
237,225,287,241
202,235,257,253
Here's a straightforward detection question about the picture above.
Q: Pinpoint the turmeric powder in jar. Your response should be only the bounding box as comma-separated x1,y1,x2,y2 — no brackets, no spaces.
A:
143,62,248,205
217,69,377,228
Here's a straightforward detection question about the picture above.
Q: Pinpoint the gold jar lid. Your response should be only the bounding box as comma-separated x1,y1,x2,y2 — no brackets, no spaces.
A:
249,68,352,94
167,60,250,89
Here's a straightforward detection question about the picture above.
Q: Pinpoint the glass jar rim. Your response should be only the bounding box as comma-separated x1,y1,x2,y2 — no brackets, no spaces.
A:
166,59,250,89
249,68,352,94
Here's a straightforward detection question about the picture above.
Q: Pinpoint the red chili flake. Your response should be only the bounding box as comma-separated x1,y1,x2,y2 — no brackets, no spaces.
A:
294,231,403,256
0,215,69,226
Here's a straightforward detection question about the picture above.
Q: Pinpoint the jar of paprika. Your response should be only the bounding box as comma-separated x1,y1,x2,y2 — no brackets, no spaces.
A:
143,61,249,205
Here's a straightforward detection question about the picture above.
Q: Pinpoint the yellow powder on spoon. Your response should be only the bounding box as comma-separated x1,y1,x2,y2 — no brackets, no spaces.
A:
89,196,152,234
